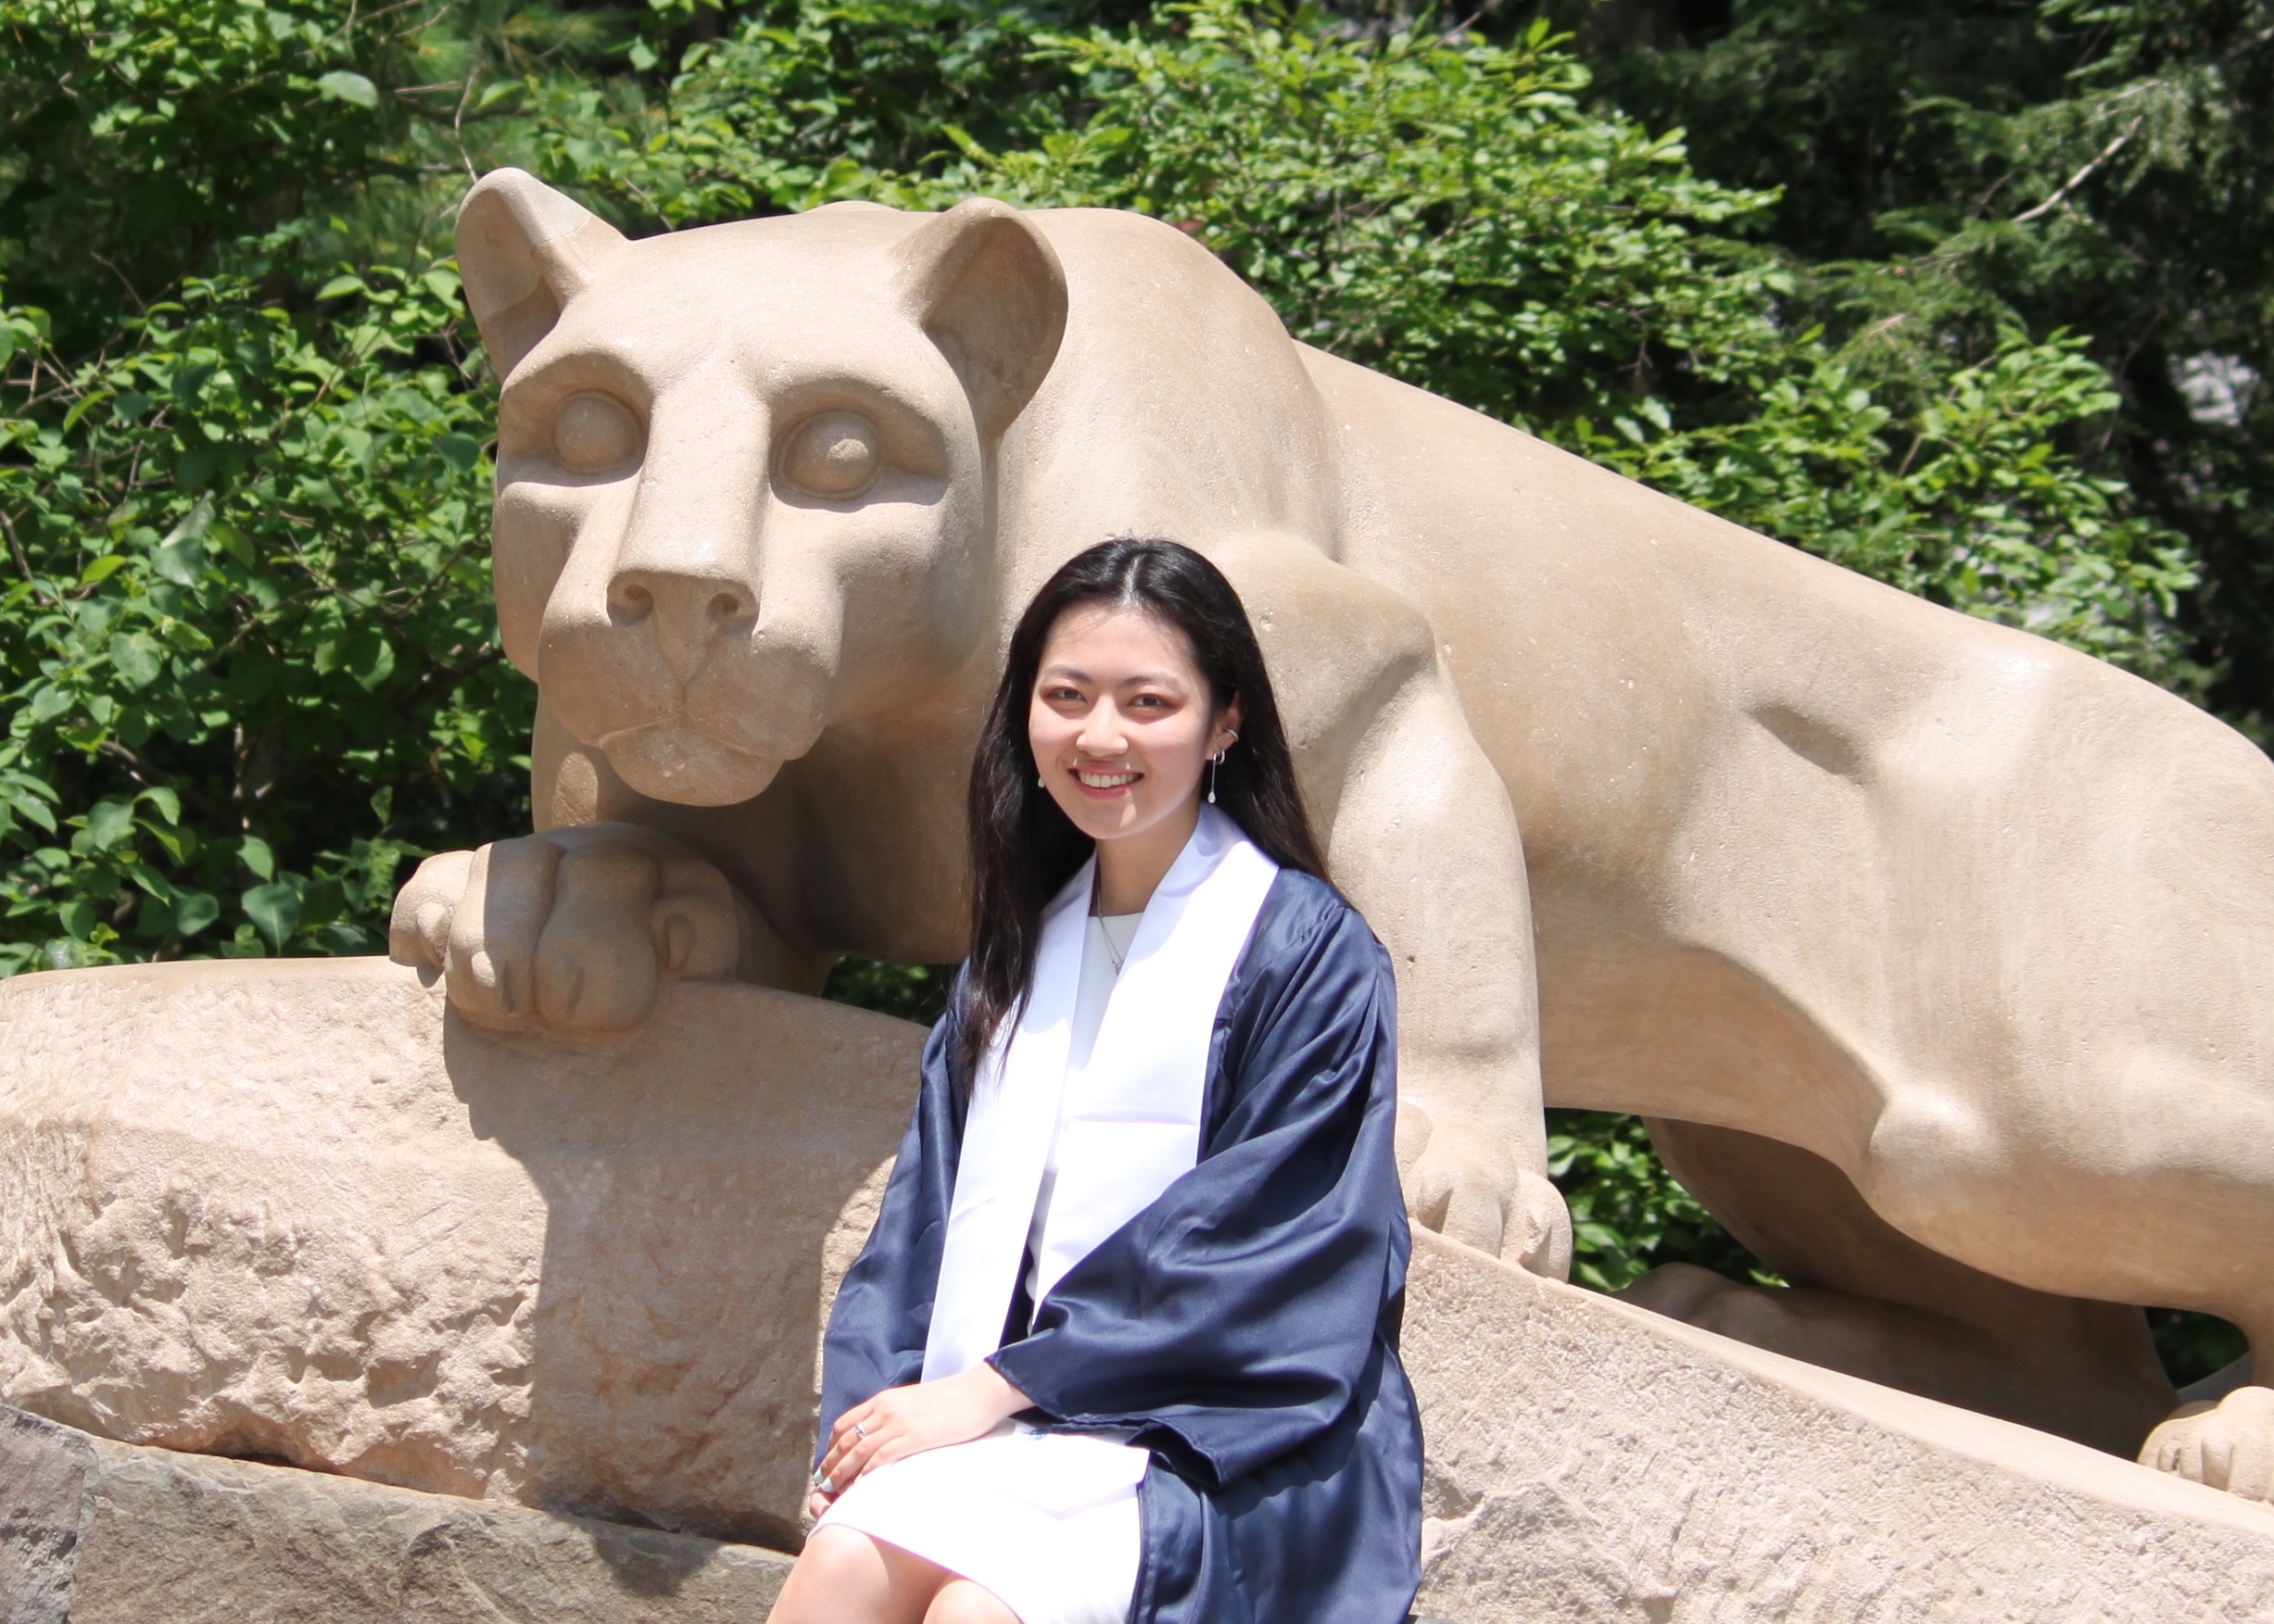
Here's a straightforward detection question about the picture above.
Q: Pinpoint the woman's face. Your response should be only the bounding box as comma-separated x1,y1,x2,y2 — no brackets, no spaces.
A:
1029,603,1241,847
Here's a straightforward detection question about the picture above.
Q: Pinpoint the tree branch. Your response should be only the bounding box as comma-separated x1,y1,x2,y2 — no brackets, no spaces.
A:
2013,113,2145,225
95,738,228,824
0,508,55,604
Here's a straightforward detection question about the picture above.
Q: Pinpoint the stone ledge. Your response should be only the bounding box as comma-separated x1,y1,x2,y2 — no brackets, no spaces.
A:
7,958,2274,1621
0,1403,792,1624
1408,1234,2274,1622
0,957,917,1544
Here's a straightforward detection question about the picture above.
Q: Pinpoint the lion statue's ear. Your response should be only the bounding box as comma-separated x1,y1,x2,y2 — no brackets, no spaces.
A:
455,169,628,380
891,198,1068,443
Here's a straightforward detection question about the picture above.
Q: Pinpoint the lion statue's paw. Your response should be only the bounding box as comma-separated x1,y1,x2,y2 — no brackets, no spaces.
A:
2141,1384,2274,1502
389,821,752,1035
1396,1104,1572,1279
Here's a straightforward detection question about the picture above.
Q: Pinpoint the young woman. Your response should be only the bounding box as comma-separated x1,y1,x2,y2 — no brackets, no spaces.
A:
766,539,1421,1624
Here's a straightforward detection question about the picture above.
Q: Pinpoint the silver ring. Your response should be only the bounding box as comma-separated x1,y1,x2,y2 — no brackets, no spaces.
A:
813,1471,835,1494
854,1422,868,1441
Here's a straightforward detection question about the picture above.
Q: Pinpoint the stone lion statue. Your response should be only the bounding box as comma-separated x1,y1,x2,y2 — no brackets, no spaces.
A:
393,168,2274,1499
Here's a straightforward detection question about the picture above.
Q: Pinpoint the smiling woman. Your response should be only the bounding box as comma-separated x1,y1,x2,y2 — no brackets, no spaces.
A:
775,539,1424,1624
1029,604,1241,912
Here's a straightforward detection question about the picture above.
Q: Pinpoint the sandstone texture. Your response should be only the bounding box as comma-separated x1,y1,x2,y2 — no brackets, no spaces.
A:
1406,1233,2274,1622
6,957,2274,1621
0,956,913,1548
0,1402,791,1623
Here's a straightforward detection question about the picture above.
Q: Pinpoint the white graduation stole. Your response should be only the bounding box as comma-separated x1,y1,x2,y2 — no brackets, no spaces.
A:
922,807,1280,1381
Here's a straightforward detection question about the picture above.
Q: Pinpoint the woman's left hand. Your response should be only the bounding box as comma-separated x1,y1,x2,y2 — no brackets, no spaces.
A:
815,1362,1034,1496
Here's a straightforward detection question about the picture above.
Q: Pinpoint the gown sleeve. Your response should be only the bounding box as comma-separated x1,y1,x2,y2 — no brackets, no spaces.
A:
987,892,1408,1490
815,1004,966,1461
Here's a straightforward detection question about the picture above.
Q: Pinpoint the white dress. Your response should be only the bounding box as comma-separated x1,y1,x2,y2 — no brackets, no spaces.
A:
815,913,1150,1624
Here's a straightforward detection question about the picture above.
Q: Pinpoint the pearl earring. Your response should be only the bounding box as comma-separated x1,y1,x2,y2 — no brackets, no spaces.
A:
1207,730,1238,804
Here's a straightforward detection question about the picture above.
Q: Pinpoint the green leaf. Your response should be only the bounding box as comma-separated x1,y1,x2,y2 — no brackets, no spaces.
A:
317,275,369,302
238,834,276,881
176,446,221,489
6,794,57,836
136,786,182,825
436,433,481,472
132,894,177,938
343,627,396,690
80,554,128,585
172,890,221,937
85,798,135,850
153,497,214,585
300,876,346,928
242,881,303,950
109,631,164,689
201,532,248,577
317,921,375,954
315,70,380,109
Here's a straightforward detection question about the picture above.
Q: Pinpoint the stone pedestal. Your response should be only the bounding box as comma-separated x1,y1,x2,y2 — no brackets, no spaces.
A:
0,1403,791,1624
1408,1238,2274,1621
3,958,2270,1620
0,958,914,1549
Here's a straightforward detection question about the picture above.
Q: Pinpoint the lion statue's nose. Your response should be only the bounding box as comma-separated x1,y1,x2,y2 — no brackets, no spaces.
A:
607,567,755,630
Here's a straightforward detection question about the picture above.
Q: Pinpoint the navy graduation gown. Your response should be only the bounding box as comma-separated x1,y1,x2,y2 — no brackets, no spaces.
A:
818,869,1423,1624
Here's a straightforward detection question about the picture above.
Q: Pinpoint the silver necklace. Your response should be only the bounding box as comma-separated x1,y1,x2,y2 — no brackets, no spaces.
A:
1099,916,1128,975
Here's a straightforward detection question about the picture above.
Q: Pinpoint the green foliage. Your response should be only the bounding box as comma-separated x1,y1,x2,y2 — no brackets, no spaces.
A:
532,0,1084,226
2150,1308,2250,1389
824,956,954,1024
963,11,1784,430
562,0,2197,689
0,0,414,350
0,260,526,968
1585,0,2272,727
1548,1111,1775,1292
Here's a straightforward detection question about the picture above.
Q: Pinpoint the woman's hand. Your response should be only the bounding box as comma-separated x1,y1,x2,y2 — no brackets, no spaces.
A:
814,1363,1033,1500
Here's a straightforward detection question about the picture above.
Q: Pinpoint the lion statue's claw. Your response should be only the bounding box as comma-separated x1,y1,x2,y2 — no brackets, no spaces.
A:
1396,1104,1571,1280
389,822,750,1035
2141,1384,2274,1502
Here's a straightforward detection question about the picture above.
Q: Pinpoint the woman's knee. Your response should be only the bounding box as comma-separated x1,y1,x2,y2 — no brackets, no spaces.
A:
923,1579,1021,1624
767,1527,899,1623
801,1526,892,1585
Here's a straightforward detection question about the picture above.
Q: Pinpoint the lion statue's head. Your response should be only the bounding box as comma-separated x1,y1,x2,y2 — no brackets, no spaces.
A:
454,170,1068,809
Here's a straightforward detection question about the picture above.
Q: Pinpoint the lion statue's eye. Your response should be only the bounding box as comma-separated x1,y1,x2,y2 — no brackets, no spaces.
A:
779,410,881,498
554,393,642,472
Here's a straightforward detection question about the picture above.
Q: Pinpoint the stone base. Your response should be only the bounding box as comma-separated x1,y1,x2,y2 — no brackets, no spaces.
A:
1407,1235,2274,1622
0,958,916,1546
5,958,2273,1621
0,1404,791,1624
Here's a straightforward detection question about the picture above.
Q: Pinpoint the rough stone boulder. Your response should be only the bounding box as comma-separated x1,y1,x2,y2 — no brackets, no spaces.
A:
0,1402,793,1624
3,957,2271,1619
0,958,910,1550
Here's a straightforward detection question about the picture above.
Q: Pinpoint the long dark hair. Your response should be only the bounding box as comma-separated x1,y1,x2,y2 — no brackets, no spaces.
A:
959,538,1327,1083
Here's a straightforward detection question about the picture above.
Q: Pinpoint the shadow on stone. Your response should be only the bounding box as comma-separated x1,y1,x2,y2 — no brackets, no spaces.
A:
441,980,918,1550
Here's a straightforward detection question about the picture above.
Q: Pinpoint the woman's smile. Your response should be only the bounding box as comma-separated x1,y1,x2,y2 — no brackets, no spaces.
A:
1073,765,1142,796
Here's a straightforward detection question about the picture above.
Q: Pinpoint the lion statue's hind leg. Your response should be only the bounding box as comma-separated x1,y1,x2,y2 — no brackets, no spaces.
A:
1619,1119,2182,1460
